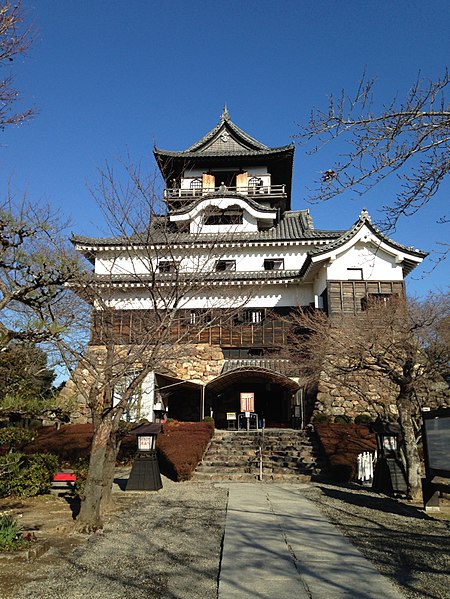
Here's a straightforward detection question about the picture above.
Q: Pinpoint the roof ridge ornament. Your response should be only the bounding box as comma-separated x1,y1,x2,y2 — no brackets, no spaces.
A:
359,208,371,222
220,104,230,121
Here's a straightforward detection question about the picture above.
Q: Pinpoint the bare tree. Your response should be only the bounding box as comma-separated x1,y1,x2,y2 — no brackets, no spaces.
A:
0,1,33,131
288,293,450,499
0,196,80,346
296,71,450,261
0,196,81,422
45,160,253,531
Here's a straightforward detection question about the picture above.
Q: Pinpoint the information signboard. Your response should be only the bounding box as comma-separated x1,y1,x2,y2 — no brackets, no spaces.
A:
423,407,450,478
240,392,254,413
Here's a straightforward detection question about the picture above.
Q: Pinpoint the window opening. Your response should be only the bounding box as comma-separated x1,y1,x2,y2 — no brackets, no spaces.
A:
264,258,284,271
215,260,236,271
248,176,264,193
188,309,212,325
242,309,264,324
347,268,363,280
190,178,203,192
203,206,243,226
361,293,396,311
158,260,176,273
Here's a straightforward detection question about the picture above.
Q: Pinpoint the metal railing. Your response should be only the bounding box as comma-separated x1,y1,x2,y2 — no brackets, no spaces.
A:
164,184,287,200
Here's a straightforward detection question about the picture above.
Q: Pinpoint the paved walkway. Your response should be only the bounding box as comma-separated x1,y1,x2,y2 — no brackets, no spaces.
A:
218,483,405,599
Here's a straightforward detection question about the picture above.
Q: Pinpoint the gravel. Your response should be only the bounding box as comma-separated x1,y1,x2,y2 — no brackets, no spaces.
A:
302,482,450,599
10,479,450,599
15,478,228,599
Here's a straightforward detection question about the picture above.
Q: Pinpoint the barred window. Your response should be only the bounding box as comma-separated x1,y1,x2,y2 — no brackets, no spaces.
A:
190,178,202,190
204,205,243,225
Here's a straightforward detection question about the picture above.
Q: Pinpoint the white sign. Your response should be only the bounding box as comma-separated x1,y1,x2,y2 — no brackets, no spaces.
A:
138,435,153,451
240,392,254,412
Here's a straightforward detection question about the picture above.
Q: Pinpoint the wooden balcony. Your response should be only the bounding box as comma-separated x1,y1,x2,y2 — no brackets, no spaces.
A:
163,184,287,202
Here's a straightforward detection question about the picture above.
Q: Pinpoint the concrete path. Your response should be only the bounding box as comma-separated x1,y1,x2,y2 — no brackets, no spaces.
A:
218,483,405,599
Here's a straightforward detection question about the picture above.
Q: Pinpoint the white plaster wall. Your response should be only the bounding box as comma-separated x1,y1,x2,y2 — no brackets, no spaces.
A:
312,266,328,308
95,244,314,276
102,282,314,310
326,243,404,281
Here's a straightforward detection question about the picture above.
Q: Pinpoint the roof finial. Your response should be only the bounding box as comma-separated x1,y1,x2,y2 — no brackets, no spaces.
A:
359,208,371,222
221,104,230,121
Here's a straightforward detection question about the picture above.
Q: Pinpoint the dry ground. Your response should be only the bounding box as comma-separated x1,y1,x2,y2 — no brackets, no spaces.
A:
1,478,449,599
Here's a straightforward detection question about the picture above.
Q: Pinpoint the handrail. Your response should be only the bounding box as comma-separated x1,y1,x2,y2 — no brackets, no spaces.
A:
164,184,287,199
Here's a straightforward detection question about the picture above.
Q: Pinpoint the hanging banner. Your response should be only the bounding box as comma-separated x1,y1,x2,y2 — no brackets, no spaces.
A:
240,392,254,413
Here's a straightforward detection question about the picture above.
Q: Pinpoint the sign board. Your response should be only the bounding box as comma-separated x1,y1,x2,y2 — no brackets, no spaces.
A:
245,411,251,418
240,392,254,413
137,435,154,451
226,412,237,421
423,408,450,477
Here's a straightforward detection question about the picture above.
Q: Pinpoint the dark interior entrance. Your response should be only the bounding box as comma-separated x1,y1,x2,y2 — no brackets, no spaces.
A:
206,368,299,429
211,170,237,188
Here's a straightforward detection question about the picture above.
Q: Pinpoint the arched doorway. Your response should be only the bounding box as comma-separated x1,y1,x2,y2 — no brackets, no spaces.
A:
206,367,299,429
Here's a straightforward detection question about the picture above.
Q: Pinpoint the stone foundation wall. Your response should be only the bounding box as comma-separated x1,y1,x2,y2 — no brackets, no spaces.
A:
315,362,450,421
315,366,399,419
60,343,225,424
163,344,225,385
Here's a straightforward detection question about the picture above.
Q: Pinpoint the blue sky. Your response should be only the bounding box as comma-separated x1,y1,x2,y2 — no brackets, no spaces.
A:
1,0,449,297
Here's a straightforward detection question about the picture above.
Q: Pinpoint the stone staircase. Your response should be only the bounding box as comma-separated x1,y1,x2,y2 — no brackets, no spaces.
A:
193,428,324,482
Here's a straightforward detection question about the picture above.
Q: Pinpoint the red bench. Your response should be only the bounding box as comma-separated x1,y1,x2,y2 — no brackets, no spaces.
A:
51,472,77,494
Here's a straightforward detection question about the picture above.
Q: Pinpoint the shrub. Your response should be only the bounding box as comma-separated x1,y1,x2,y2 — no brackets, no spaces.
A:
354,414,373,425
312,413,332,424
0,511,33,552
0,427,35,452
73,457,89,500
25,424,94,463
157,421,214,481
0,453,59,498
202,416,215,429
334,415,352,424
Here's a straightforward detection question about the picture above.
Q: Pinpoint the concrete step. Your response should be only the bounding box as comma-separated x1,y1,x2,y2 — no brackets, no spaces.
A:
193,471,312,483
194,428,325,481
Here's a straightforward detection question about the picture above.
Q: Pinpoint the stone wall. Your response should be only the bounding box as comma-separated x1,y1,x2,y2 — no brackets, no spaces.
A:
315,361,450,421
163,343,225,384
315,365,399,419
60,343,225,424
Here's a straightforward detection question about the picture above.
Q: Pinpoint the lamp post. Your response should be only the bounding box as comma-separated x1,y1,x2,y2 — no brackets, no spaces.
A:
126,422,163,491
370,420,407,495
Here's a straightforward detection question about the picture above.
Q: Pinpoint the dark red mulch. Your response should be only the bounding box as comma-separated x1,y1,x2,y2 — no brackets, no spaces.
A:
21,421,214,481
314,423,377,482
157,421,214,481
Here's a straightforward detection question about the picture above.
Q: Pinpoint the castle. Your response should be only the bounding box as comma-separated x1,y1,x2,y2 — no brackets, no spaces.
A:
71,109,426,427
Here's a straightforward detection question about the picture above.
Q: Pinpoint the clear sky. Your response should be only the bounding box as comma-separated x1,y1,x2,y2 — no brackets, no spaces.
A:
1,0,449,297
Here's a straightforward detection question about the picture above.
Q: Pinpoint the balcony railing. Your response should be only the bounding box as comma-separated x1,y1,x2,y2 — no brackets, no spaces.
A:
164,184,287,201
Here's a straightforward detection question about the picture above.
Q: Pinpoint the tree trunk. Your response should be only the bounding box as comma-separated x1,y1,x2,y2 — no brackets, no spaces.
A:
100,430,121,511
397,388,422,500
76,415,113,532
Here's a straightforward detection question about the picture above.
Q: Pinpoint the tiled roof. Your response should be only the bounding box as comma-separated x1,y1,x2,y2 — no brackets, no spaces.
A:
154,108,294,158
309,209,427,258
299,209,427,278
222,358,295,377
91,269,304,286
72,210,342,249
154,145,295,159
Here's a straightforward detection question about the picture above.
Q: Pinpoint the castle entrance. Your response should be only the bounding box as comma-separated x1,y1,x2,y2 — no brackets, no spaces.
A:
205,367,299,429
